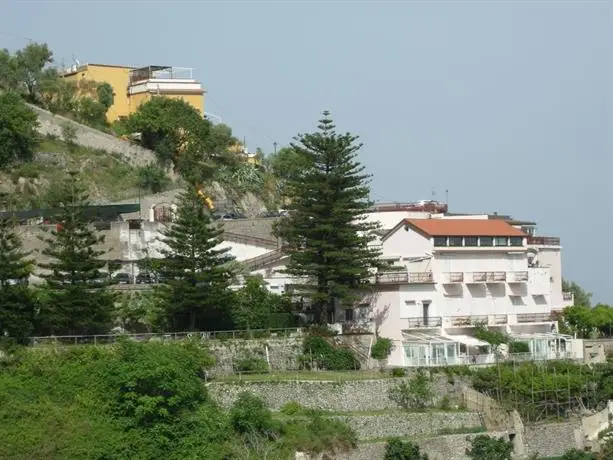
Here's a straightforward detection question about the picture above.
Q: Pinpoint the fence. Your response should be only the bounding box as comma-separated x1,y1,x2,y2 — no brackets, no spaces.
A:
28,327,305,347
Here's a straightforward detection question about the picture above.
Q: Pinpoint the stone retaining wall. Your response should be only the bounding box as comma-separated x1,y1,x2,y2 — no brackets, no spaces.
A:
29,103,158,168
334,412,483,440
523,421,582,458
208,375,461,412
334,431,509,460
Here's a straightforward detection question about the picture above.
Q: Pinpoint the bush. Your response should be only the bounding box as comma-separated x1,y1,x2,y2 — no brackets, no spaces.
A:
384,437,429,460
302,335,360,371
391,368,407,377
282,415,357,455
229,392,279,438
508,341,530,353
389,369,433,410
279,401,307,416
371,337,393,359
138,164,171,194
466,435,513,460
233,353,269,374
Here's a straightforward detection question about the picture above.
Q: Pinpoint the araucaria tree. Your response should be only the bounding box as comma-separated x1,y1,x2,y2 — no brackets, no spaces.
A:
0,215,36,341
38,174,115,335
156,186,236,331
275,111,381,324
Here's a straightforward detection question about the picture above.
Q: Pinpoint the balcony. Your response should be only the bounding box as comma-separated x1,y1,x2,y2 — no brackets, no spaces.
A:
508,271,529,283
469,272,487,283
406,316,442,328
517,313,553,323
528,236,561,246
373,271,434,285
450,315,488,327
442,272,464,283
563,291,574,302
469,271,506,283
493,315,508,325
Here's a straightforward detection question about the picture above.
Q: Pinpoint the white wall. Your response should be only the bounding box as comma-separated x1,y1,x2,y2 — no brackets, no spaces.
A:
362,211,433,230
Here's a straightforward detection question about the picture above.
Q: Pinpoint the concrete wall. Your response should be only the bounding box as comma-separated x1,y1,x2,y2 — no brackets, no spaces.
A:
29,103,159,168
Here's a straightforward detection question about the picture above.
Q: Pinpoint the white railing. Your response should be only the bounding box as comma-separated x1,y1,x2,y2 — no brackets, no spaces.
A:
28,328,305,346
404,351,575,367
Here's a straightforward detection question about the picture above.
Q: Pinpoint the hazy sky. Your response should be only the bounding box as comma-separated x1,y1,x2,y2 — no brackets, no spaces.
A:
2,0,611,302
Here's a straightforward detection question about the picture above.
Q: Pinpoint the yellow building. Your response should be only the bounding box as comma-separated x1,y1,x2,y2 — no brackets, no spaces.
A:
61,63,205,123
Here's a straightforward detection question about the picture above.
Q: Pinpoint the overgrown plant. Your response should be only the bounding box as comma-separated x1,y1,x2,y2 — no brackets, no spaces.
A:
388,369,434,411
371,337,393,359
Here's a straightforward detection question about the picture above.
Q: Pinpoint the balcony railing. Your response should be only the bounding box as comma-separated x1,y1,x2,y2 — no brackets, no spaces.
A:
508,271,528,282
406,316,443,328
470,272,506,283
485,271,507,282
563,292,574,302
373,271,434,285
443,272,464,283
517,313,553,323
493,315,508,325
527,236,561,246
450,315,488,327
470,272,487,282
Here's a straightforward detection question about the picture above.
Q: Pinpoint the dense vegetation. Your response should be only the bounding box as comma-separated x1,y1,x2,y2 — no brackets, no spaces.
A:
0,340,356,459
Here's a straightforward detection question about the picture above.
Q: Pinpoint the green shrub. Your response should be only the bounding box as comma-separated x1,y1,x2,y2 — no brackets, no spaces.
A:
391,368,408,377
280,401,307,416
282,415,357,455
302,335,360,371
229,392,279,438
137,164,171,194
388,369,433,411
371,337,393,359
466,435,513,460
233,354,269,374
508,341,530,353
384,437,429,460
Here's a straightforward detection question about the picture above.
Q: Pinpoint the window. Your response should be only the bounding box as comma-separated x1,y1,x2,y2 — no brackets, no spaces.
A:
495,237,508,247
464,237,478,247
480,237,493,247
345,308,354,322
449,237,463,247
510,236,523,247
433,237,447,247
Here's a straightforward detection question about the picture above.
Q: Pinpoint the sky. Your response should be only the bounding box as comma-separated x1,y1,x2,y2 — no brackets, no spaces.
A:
1,0,611,303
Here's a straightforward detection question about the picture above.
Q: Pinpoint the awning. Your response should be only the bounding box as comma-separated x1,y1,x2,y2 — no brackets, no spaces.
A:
444,334,490,348
402,331,456,344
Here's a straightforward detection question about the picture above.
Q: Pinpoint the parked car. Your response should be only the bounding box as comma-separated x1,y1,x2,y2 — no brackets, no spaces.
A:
135,272,153,284
112,272,133,284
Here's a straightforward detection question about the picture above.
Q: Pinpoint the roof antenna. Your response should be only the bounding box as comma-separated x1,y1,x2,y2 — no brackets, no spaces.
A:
445,189,449,205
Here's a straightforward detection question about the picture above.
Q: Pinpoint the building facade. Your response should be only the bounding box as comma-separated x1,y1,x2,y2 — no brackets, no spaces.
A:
61,63,205,122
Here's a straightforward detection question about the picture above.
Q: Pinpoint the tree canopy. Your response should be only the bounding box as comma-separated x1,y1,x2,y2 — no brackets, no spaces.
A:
154,186,236,331
275,111,381,323
0,91,39,167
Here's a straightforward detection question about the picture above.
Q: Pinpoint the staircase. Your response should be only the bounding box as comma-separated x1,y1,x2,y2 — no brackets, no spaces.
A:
242,249,286,271
223,231,279,250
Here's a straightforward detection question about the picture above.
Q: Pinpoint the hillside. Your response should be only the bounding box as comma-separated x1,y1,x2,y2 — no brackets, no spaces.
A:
0,135,153,208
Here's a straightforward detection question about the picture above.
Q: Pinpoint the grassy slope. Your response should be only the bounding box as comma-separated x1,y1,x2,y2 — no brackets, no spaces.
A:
1,137,142,206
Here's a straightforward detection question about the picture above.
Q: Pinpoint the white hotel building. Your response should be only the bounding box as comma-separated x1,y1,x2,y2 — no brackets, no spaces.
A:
244,204,578,367
125,200,578,367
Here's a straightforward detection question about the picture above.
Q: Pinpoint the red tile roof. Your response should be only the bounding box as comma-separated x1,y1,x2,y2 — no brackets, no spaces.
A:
404,219,527,237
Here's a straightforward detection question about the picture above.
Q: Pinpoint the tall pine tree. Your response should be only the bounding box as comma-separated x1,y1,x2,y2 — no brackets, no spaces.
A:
275,111,381,324
0,214,36,342
155,186,236,331
38,173,115,335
